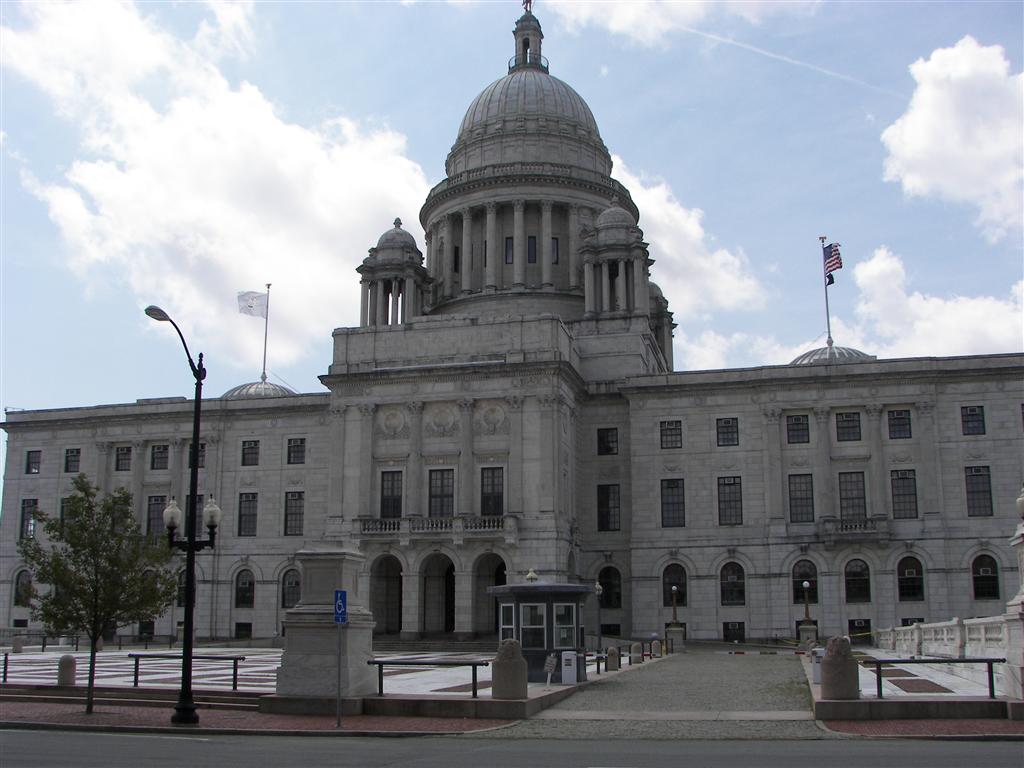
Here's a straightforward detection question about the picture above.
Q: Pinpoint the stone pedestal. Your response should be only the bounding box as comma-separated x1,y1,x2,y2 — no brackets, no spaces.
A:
492,639,528,699
630,642,643,664
798,621,818,649
666,624,685,654
606,646,620,671
821,636,860,700
275,545,377,699
57,654,77,687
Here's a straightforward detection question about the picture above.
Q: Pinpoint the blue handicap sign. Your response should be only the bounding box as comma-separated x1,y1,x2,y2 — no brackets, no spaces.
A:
334,589,347,624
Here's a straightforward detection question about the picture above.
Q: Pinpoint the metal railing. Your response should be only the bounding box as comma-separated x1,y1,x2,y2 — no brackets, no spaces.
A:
128,652,247,691
866,656,1005,699
367,657,489,698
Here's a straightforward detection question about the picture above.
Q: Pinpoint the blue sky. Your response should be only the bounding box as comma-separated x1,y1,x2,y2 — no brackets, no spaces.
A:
2,0,1021,430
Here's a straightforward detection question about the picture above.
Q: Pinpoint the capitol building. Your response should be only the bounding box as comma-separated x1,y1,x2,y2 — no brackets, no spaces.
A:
3,8,1022,646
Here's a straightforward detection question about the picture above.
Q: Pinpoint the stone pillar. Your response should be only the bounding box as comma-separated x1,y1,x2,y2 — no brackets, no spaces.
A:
583,261,595,315
513,200,526,288
485,202,498,290
916,402,942,517
358,404,375,518
325,404,347,538
813,408,833,517
375,281,386,326
541,200,553,289
507,396,524,514
170,438,186,504
57,654,77,687
820,635,860,700
389,280,400,325
601,261,611,313
568,204,580,290
632,255,647,315
865,405,885,516
461,208,473,294
400,570,422,640
406,402,424,516
424,229,434,279
454,568,474,640
458,399,474,516
441,218,453,298
492,639,528,699
614,260,626,311
275,545,376,699
1002,485,1024,700
94,441,110,492
762,409,784,521
404,276,415,321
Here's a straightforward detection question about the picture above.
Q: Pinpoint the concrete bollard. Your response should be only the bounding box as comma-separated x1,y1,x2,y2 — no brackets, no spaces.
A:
491,639,528,700
11,637,24,653
651,640,662,658
820,636,860,700
630,642,643,664
57,654,77,687
606,646,620,671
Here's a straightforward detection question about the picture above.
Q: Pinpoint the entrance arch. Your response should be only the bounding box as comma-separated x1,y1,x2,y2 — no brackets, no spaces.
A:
473,553,507,635
422,553,455,634
370,554,403,635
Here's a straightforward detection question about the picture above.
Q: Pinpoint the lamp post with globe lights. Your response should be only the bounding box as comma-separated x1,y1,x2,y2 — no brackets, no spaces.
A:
145,305,221,725
594,579,603,654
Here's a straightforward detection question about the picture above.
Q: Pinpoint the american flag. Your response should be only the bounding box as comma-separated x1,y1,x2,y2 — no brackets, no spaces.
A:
823,242,842,276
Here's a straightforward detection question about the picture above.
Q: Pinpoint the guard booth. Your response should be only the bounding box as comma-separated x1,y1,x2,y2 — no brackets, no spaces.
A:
488,579,594,683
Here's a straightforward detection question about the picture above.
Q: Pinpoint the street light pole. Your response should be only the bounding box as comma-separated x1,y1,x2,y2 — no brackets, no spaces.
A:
594,580,603,653
146,305,220,726
802,580,811,623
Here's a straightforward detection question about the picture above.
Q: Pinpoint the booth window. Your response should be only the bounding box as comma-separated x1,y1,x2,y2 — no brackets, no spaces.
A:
520,604,545,648
554,603,576,648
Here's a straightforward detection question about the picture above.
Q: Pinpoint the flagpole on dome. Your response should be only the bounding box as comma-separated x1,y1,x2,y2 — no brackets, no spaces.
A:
261,283,271,384
819,236,833,349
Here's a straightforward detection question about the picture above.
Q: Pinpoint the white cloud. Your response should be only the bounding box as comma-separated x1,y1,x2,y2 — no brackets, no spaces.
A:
852,247,1022,357
882,36,1024,242
3,1,429,372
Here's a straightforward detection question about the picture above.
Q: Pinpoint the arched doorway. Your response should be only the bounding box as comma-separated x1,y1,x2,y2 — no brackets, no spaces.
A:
473,553,506,636
422,553,455,635
371,555,403,635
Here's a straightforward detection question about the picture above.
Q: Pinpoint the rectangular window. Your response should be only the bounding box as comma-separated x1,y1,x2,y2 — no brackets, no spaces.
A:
481,467,504,516
499,603,515,641
716,418,739,447
25,450,41,475
64,448,81,473
189,442,205,469
520,603,545,649
60,497,72,529
890,470,918,519
597,427,618,455
380,471,402,519
115,445,132,472
238,492,258,536
20,499,37,540
287,438,306,465
428,469,455,518
717,477,743,525
504,236,514,264
551,237,559,265
836,412,862,442
234,622,253,640
147,495,167,537
241,440,260,467
150,444,169,470
838,471,867,520
527,235,537,264
660,420,682,449
965,466,993,517
284,491,304,535
660,478,685,527
453,245,460,273
888,410,912,439
786,415,809,444
597,484,621,531
554,603,576,648
788,474,815,523
961,406,986,435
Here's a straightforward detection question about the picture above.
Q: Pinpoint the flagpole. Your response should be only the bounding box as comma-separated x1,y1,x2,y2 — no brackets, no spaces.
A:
261,283,271,384
819,236,833,349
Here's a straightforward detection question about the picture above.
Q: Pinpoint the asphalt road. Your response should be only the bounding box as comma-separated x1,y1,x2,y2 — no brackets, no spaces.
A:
2,731,1021,768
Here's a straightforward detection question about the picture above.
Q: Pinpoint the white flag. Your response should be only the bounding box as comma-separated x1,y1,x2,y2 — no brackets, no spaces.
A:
237,291,268,318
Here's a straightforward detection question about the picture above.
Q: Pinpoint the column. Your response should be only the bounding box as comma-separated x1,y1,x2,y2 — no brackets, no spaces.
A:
568,204,581,290
404,276,416,321
583,261,595,315
507,396,524,514
813,408,833,518
601,261,611,313
614,259,627,311
406,401,424,516
131,440,146,525
359,281,368,327
485,202,498,290
325,404,347,538
458,399,474,516
632,256,647,315
454,569,474,640
461,208,473,294
400,571,423,640
865,405,885,517
170,438,186,503
375,281,386,326
94,441,110,492
513,200,526,288
424,229,434,279
358,404,376,517
762,409,784,521
541,200,553,289
441,218,453,298
389,280,400,325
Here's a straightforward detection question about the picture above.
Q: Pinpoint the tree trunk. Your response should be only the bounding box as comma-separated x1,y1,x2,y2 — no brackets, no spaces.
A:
85,634,98,714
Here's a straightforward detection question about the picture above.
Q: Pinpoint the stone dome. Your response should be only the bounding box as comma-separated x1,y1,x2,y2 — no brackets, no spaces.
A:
596,199,637,229
364,217,422,267
376,218,417,251
790,345,876,366
222,380,296,399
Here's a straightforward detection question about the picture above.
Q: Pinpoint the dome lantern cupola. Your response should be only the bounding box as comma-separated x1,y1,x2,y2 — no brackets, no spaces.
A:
510,5,546,73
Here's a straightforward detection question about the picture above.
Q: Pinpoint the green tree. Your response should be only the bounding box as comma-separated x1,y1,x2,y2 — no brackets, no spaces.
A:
17,474,177,713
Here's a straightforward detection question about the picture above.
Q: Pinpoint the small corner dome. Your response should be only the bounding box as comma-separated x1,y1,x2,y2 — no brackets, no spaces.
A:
596,199,636,229
376,217,417,250
222,380,296,399
648,281,664,298
789,345,876,366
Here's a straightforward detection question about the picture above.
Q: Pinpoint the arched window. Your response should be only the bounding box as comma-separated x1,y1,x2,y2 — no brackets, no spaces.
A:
235,569,255,609
792,560,818,604
14,570,32,608
662,564,687,607
720,562,745,606
281,569,301,609
844,559,871,603
972,555,999,600
598,566,621,609
897,556,924,602
176,571,186,608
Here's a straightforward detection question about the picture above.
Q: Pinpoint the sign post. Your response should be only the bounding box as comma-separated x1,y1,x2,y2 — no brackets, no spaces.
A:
334,589,347,728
